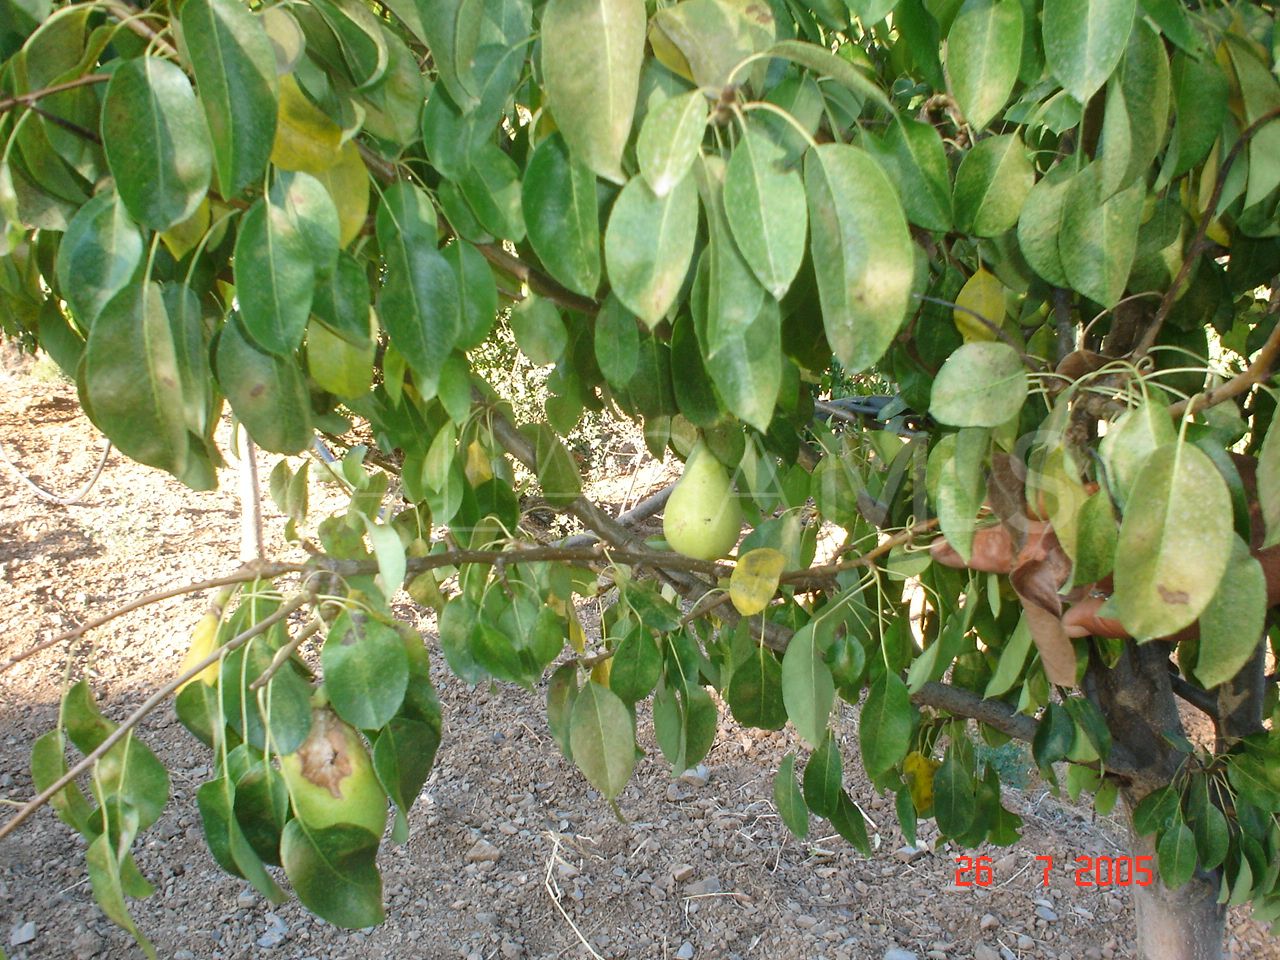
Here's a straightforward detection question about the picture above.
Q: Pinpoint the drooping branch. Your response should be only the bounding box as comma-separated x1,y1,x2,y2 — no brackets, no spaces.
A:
1,561,307,673
0,74,109,115
0,593,310,843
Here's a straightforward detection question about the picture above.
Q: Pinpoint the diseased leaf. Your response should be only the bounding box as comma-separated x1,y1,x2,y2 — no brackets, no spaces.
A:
637,90,707,198
1113,441,1233,639
1060,165,1143,308
215,313,313,454
730,548,786,616
929,342,1028,427
947,0,1024,132
724,127,808,299
953,133,1034,237
1195,535,1266,689
542,0,646,183
55,192,143,329
569,681,636,800
522,133,601,298
1042,0,1136,104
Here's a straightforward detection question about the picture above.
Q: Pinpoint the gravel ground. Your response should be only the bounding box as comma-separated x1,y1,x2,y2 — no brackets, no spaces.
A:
1,349,1276,960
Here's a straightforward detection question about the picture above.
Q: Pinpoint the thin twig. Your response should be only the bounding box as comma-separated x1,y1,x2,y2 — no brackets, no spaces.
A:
0,594,309,843
0,440,112,506
102,1,180,59
0,74,109,114
248,617,322,691
1167,319,1280,419
2,562,305,672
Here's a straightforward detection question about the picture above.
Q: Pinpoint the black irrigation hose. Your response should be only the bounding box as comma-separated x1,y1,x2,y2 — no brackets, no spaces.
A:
0,438,112,506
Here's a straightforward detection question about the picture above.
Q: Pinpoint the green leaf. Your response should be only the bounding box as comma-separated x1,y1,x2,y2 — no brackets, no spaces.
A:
593,294,639,389
180,0,277,198
953,133,1034,237
437,595,486,683
415,0,481,108
1225,38,1280,212
947,0,1024,132
604,173,699,328
763,40,893,113
1167,52,1227,179
724,127,807,300
519,421,582,508
1259,414,1280,549
322,612,410,730
1113,441,1233,639
270,170,340,280
1227,754,1280,813
697,156,765,354
726,646,787,730
373,717,440,840
86,833,157,960
802,732,843,818
195,777,287,902
444,240,498,349
313,252,374,344
1138,0,1200,55
1072,490,1118,586
30,730,94,836
1116,20,1170,187
933,748,976,837
510,295,568,365
1060,166,1143,308
773,752,809,838
1099,399,1176,509
1042,0,1136,104
860,672,913,778
1192,801,1229,871
55,192,143,329
935,426,988,562
609,627,663,703
781,623,834,749
85,282,188,475
569,681,637,800
233,197,315,356
1195,535,1266,689
984,614,1032,698
456,142,526,242
929,342,1027,427
870,117,953,232
521,133,601,298
637,90,708,198
362,516,407,596
215,313,313,454
541,0,646,184
804,143,913,373
376,182,459,396
101,57,212,230
649,0,775,90
280,821,384,928
1156,819,1197,890
1016,164,1073,289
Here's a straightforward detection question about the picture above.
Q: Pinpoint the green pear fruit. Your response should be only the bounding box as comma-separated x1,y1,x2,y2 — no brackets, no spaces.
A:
279,707,387,838
662,441,742,560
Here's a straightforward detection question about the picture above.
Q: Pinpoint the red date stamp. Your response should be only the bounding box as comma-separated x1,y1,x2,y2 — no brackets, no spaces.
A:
954,854,1155,888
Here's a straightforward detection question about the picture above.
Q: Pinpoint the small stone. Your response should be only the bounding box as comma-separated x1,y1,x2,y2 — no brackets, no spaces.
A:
500,941,522,959
895,844,928,863
465,839,501,863
685,876,721,896
974,945,1000,960
1035,905,1059,923
71,929,104,960
884,949,918,960
675,942,694,960
556,862,580,879
9,922,35,947
475,913,498,926
670,864,696,883
665,783,689,802
678,764,710,787
1017,934,1035,950
172,952,195,960
979,913,999,931
236,890,256,909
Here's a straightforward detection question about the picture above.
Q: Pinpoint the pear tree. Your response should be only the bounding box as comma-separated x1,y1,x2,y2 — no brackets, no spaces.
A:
2,1,1280,958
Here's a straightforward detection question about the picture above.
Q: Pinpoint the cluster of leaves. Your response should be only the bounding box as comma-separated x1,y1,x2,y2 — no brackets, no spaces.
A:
3,0,1280,948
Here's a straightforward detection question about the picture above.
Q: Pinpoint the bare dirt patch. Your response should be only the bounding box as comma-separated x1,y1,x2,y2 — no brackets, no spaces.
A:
0,352,1275,960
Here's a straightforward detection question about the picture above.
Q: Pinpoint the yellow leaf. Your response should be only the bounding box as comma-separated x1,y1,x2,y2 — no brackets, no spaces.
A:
311,140,370,248
590,656,612,686
903,750,940,813
953,267,1006,342
160,198,210,261
271,74,343,175
729,547,786,616
568,607,586,653
177,612,221,691
647,22,694,82
464,440,494,486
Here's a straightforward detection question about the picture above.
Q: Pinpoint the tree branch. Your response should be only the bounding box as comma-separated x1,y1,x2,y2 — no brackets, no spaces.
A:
1,562,306,673
1167,317,1280,419
0,74,109,115
0,594,309,843
102,1,180,60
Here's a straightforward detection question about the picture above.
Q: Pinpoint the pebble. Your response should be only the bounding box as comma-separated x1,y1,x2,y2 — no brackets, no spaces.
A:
884,949,918,960
678,764,710,787
71,929,103,960
895,845,929,863
974,945,1000,960
235,890,256,909
1035,905,1059,923
670,864,696,883
979,913,999,931
685,876,721,896
1017,934,1035,950
465,840,501,863
9,921,35,947
675,942,694,960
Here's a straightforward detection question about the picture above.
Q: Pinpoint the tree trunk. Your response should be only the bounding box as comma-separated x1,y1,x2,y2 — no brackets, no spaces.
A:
1130,831,1225,960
